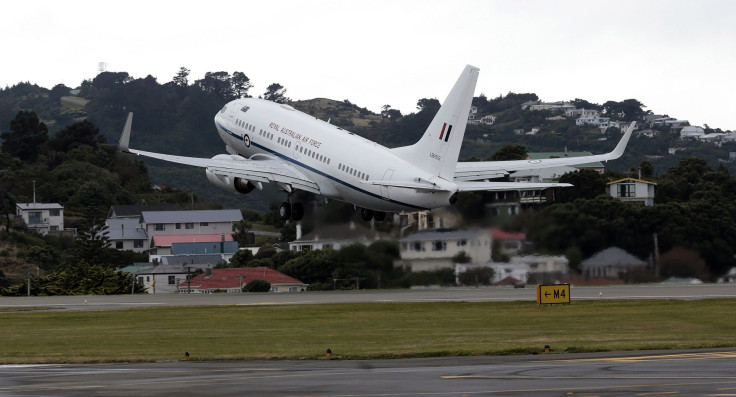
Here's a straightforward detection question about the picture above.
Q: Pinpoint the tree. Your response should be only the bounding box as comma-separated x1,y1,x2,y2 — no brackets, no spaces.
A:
172,67,190,87
49,84,71,103
556,169,609,202
228,249,254,267
659,247,709,280
49,119,105,152
490,145,527,161
231,72,252,98
263,83,289,103
242,279,271,292
602,99,646,121
1,110,49,162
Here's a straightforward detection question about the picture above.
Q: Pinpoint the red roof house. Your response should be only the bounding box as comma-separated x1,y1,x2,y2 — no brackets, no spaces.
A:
179,267,307,293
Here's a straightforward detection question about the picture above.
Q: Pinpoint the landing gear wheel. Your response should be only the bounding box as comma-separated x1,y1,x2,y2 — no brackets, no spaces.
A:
291,202,304,221
360,208,374,222
279,202,291,221
374,211,386,222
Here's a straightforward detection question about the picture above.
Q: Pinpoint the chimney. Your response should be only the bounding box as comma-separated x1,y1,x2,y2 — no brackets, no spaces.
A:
296,222,302,240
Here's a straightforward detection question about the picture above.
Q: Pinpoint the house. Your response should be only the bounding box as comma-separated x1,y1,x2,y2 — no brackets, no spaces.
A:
141,209,243,237
491,229,526,257
289,223,381,251
456,254,568,285
149,233,235,256
607,178,656,206
399,229,492,272
580,247,647,279
565,108,600,119
15,203,64,235
179,267,307,293
105,218,148,252
680,126,705,140
107,204,181,219
510,165,579,183
509,254,569,284
576,116,611,127
135,264,211,294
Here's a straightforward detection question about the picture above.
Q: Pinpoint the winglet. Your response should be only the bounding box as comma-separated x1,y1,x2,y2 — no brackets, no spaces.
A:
607,121,636,160
118,112,133,152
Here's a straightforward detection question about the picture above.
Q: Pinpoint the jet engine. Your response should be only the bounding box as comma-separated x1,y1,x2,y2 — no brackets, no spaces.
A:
205,168,259,194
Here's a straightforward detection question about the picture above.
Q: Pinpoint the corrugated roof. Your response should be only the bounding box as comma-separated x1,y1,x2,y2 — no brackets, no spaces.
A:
180,267,305,289
105,218,148,240
580,247,646,267
16,203,63,210
152,234,233,247
142,209,243,223
109,204,181,218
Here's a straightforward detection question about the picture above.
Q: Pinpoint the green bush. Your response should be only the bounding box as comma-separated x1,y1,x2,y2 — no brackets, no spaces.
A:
242,279,271,293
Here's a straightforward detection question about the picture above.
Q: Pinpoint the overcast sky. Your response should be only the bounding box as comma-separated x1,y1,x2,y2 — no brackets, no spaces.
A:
2,0,735,130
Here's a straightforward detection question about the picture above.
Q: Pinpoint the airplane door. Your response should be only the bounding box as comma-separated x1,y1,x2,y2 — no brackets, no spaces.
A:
380,169,394,199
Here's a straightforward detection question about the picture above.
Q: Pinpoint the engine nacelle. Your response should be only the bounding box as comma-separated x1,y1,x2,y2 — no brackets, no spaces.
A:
205,169,257,194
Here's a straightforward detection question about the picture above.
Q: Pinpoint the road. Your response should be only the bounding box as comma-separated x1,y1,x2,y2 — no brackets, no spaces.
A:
1,349,736,396
0,283,734,311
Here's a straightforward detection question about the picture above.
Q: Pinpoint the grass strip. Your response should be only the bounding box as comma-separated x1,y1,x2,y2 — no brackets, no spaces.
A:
1,299,735,363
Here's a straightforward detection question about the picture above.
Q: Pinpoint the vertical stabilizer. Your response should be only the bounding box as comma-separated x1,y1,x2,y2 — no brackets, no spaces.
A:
391,65,479,181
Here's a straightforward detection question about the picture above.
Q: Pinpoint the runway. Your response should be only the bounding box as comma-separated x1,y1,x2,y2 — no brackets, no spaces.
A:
1,283,735,311
2,285,734,395
1,349,735,396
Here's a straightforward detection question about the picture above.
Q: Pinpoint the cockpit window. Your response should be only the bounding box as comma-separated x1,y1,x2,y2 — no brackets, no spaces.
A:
219,106,228,114
241,106,250,113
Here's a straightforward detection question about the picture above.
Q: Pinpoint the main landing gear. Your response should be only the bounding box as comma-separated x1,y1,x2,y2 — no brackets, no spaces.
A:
360,208,386,222
279,201,304,221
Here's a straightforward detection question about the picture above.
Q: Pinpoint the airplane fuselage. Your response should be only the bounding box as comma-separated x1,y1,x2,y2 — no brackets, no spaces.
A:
213,98,457,212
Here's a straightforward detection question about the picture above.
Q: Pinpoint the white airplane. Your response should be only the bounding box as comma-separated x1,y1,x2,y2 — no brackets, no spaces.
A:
118,65,634,221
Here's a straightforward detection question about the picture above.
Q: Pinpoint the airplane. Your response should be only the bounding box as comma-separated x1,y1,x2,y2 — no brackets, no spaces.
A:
118,65,635,222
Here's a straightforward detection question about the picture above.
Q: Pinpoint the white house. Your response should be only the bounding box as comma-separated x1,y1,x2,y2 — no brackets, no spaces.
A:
680,126,705,140
15,203,64,235
288,223,382,251
399,229,492,272
607,178,656,206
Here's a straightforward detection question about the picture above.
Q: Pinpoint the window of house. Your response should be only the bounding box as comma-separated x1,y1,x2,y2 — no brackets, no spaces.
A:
185,223,194,229
134,240,144,248
412,242,424,252
50,226,58,231
28,211,42,224
200,222,209,227
154,224,165,231
49,209,60,216
618,183,635,197
175,223,181,229
168,275,176,285
115,241,123,249
433,241,447,251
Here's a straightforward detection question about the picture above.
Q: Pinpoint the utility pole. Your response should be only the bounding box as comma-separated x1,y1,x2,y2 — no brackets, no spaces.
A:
187,266,192,293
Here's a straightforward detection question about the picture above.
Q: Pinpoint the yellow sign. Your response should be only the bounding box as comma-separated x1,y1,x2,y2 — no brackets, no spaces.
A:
537,284,571,306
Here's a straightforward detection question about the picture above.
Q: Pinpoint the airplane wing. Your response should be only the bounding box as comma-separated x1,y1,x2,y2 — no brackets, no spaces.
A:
454,122,635,181
118,113,320,194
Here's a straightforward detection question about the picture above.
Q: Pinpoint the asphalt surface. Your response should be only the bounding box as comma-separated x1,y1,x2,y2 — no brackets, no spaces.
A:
1,283,735,311
1,349,736,396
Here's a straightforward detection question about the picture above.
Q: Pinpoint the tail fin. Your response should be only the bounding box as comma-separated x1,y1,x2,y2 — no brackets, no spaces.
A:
391,65,479,181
